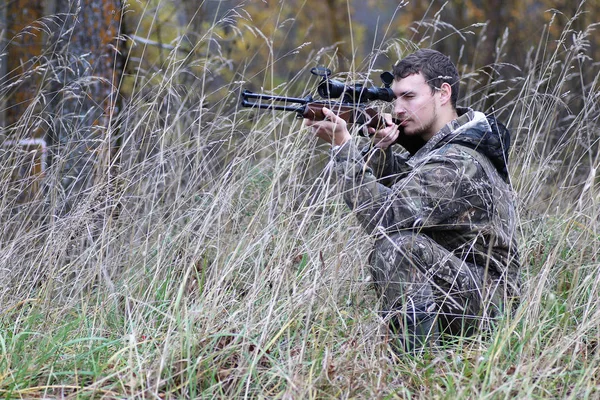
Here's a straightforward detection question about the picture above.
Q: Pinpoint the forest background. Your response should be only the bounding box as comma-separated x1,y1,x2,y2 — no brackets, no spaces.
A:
0,0,599,398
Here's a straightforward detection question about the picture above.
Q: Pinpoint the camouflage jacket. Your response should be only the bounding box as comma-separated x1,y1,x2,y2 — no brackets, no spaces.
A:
331,108,520,295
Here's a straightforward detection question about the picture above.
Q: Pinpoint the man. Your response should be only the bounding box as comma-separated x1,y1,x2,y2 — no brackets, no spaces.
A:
305,49,520,353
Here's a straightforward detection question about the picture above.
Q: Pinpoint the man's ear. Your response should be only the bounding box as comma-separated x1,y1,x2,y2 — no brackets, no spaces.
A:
438,82,452,106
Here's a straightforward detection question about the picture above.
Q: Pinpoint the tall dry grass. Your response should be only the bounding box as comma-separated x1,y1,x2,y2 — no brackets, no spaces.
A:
0,2,599,399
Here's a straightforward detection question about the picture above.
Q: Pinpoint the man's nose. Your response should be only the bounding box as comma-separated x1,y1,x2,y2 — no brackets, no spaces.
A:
394,101,406,116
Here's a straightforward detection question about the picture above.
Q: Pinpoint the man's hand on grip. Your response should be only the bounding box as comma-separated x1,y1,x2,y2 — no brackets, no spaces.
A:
367,113,399,150
304,107,351,147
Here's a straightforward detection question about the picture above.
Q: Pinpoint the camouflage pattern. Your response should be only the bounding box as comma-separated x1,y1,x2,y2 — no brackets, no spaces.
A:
331,108,520,346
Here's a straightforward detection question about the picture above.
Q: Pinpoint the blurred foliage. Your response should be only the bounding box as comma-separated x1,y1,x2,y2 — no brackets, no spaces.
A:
4,0,599,118
122,0,599,93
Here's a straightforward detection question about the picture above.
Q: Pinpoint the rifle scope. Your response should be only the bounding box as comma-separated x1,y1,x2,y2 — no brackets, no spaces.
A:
310,67,396,103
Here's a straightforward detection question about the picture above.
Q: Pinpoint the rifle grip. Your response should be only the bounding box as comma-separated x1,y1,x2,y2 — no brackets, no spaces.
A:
366,113,388,130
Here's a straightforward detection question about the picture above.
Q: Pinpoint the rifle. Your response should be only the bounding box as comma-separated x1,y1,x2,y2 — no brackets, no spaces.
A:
241,67,395,131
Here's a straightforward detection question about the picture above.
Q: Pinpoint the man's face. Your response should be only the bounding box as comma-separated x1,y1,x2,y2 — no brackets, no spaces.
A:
391,72,440,140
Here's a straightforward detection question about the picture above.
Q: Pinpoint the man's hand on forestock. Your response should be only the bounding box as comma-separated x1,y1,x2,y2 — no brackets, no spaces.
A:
304,107,351,147
367,113,399,150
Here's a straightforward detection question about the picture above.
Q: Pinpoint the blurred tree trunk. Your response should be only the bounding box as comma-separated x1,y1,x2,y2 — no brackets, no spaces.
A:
1,0,54,204
481,0,510,111
325,0,348,71
2,0,124,210
3,0,47,127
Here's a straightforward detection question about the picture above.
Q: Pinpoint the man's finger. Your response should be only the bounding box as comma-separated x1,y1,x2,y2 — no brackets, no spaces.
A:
384,113,393,125
322,106,337,122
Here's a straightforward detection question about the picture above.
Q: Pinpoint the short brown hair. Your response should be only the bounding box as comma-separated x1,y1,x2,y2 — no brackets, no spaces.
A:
393,49,460,108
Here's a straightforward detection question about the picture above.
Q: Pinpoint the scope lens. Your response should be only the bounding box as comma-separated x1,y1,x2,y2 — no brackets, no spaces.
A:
380,71,394,86
318,79,346,99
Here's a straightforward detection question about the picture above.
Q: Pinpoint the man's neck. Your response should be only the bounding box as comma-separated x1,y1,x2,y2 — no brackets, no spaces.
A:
423,108,459,141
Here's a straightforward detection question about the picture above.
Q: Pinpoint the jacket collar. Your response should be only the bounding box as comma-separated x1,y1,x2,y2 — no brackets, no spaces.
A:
411,107,484,161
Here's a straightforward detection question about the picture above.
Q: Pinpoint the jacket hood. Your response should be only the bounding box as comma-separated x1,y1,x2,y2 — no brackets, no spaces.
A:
416,108,511,182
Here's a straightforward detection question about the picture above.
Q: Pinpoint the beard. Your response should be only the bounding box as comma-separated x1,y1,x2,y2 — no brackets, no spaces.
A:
404,107,438,140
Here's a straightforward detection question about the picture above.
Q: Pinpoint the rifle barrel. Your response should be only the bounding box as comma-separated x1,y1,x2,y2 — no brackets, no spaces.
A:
241,99,304,113
242,90,310,104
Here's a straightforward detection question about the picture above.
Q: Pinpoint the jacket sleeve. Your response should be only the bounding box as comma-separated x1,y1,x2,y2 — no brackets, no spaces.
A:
333,141,483,235
360,144,411,186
